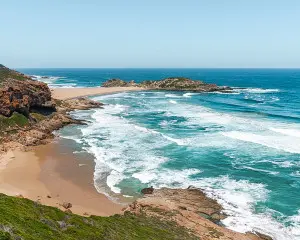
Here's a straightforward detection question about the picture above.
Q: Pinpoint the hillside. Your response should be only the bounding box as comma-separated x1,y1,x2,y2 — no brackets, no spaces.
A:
0,65,31,86
0,194,197,240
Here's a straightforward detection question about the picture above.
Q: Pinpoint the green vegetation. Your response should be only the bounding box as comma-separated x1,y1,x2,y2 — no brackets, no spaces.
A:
0,194,198,240
0,64,29,86
30,112,47,122
0,113,29,133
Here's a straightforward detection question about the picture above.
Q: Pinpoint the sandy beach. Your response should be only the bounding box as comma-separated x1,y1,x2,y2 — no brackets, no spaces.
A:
0,141,123,216
52,86,144,100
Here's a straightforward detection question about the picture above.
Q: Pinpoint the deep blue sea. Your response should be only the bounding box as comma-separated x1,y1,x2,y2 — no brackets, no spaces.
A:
19,68,300,239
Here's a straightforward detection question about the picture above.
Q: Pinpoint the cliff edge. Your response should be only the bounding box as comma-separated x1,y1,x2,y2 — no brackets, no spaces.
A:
0,65,52,117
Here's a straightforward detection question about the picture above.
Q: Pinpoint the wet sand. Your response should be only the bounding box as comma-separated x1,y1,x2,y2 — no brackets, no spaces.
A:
0,140,123,216
52,86,144,100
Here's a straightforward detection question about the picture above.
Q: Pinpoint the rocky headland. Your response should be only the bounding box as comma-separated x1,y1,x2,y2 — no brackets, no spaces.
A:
0,65,103,153
102,77,232,92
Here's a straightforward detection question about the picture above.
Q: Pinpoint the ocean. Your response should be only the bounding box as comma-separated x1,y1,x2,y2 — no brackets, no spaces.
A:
19,68,300,240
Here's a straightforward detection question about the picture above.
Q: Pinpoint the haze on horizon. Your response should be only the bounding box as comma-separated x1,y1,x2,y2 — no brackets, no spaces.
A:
1,0,300,69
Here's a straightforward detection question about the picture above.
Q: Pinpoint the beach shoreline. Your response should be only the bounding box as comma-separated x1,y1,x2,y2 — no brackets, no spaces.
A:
52,86,144,100
0,139,123,216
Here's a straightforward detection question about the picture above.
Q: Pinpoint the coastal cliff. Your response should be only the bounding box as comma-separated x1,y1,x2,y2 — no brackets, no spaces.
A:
0,64,52,117
0,65,103,152
102,77,232,92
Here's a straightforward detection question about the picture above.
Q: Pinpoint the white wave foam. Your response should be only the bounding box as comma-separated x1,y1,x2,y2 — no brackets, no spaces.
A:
31,75,63,81
211,91,240,95
288,210,300,238
80,105,171,196
60,135,82,144
270,128,300,138
134,125,159,134
222,131,300,154
169,100,177,104
242,166,279,175
265,160,295,168
233,87,280,94
291,171,300,177
183,92,199,98
133,168,201,185
165,93,182,98
192,176,295,240
160,134,187,146
92,92,128,101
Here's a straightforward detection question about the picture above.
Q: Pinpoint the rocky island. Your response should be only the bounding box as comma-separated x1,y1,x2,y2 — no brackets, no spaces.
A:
0,65,271,240
102,77,232,92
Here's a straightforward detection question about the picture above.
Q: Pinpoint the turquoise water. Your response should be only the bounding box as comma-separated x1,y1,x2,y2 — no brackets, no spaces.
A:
19,69,300,239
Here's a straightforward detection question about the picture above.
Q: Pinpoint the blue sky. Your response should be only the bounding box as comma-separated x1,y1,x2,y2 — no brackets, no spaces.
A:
1,0,300,68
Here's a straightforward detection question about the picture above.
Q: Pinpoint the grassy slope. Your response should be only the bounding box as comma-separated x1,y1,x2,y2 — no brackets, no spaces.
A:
0,65,29,86
0,194,198,240
0,113,30,133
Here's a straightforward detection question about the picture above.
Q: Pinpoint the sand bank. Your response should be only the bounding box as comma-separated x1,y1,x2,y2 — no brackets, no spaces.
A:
52,86,144,100
0,141,123,216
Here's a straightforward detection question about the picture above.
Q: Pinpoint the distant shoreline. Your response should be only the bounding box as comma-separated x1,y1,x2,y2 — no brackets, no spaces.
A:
51,86,144,100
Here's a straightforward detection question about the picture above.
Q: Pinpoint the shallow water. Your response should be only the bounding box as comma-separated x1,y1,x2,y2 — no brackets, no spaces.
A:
19,68,300,239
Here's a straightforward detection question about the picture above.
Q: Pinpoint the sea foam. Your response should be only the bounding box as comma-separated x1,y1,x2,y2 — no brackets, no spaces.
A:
64,90,300,240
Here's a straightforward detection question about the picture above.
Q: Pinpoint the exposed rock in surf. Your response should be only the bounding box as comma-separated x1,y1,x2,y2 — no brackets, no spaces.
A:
125,187,272,240
141,186,154,194
102,77,232,92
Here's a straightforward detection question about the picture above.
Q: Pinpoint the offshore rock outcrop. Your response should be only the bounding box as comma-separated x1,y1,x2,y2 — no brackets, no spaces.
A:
102,77,232,92
125,187,272,240
0,65,52,117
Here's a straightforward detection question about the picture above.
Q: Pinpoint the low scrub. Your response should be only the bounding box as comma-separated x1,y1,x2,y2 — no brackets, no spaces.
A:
0,194,197,240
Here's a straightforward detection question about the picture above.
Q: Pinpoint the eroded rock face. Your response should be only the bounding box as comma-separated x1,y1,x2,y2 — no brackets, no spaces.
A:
102,77,232,92
0,97,103,153
125,187,272,240
0,65,52,117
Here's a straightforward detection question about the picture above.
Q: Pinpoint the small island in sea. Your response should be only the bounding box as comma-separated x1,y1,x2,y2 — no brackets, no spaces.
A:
0,65,272,240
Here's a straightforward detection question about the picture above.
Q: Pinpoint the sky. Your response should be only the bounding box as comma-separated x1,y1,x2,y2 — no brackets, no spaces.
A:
1,0,300,68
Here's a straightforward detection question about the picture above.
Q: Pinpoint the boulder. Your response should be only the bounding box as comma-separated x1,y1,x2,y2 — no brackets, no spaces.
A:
141,186,154,194
62,202,72,209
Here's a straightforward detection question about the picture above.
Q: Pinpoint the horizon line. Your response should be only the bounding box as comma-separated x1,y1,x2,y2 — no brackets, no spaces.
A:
14,67,300,70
